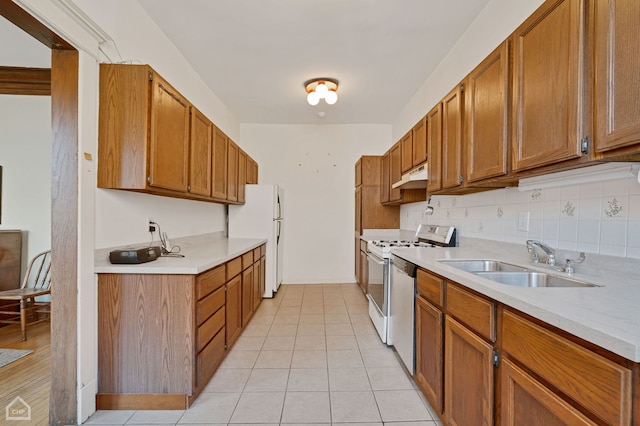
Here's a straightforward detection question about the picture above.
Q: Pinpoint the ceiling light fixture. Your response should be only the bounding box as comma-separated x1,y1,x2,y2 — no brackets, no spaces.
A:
304,78,339,106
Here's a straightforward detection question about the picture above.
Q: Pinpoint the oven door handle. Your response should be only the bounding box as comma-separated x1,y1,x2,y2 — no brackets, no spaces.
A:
366,252,386,265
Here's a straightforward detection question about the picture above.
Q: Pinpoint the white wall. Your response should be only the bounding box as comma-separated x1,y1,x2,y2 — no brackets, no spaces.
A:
0,95,52,271
240,124,391,283
392,0,545,139
401,175,640,259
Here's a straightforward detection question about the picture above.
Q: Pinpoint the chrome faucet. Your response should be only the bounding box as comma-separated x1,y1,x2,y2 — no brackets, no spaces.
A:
525,240,586,275
526,240,556,266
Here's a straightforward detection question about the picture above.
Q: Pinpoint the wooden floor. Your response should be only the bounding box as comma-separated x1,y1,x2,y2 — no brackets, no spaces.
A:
0,321,51,425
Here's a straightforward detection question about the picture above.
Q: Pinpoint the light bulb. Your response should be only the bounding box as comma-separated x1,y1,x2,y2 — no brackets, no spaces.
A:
325,90,338,105
315,83,328,98
307,91,320,106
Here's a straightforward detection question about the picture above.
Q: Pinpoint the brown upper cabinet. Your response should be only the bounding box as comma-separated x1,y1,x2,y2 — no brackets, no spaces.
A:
412,116,428,168
227,139,239,203
401,130,413,173
247,158,259,184
389,142,403,203
511,0,588,172
465,40,510,183
594,0,640,159
237,148,247,204
380,151,391,204
427,103,443,194
441,84,464,190
189,107,214,197
212,125,228,199
98,63,256,205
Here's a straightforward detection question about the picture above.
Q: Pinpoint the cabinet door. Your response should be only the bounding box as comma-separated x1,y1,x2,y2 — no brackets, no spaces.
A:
355,186,362,233
389,142,402,202
415,295,444,415
225,275,242,349
242,265,254,326
380,151,391,204
511,0,585,171
227,139,239,202
401,131,413,173
466,41,510,183
355,238,361,284
252,261,261,310
444,316,494,426
355,158,362,187
189,107,213,196
594,0,640,154
412,117,427,167
441,85,464,190
501,358,597,426
237,149,247,204
427,104,442,193
260,255,266,299
212,126,228,200
148,73,190,192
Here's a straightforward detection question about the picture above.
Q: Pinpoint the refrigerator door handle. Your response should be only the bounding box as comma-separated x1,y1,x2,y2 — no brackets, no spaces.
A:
276,220,281,244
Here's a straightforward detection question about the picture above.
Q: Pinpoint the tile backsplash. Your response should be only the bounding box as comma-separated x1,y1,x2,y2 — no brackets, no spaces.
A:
400,176,640,259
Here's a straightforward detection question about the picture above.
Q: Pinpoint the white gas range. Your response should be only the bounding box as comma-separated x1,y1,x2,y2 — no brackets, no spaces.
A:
366,225,456,345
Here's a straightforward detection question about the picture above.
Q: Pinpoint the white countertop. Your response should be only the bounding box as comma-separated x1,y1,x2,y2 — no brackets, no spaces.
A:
95,233,266,275
390,237,640,362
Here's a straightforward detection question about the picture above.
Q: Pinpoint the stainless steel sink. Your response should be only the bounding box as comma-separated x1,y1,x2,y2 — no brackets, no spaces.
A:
474,271,599,288
439,259,529,273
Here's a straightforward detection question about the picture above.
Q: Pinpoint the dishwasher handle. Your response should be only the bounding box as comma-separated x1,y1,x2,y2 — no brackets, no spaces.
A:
366,251,386,265
391,255,417,278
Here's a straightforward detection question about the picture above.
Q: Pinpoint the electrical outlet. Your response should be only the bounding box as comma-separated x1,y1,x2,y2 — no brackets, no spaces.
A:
147,217,155,233
518,212,530,232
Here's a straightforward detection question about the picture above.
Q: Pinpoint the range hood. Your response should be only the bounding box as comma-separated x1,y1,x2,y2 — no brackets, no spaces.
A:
392,164,428,189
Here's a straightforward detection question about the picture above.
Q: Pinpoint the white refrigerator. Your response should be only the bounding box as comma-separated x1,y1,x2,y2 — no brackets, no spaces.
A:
228,184,284,298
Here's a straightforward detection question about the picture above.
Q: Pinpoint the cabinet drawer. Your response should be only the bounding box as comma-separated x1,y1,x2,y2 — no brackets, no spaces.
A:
242,251,253,270
260,244,266,258
502,310,631,426
501,358,598,426
416,269,443,307
446,282,495,341
197,306,225,352
253,247,260,261
197,328,225,388
196,286,225,326
196,265,225,300
226,257,242,280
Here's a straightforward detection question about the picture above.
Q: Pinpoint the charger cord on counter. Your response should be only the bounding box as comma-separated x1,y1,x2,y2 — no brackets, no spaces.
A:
148,221,185,257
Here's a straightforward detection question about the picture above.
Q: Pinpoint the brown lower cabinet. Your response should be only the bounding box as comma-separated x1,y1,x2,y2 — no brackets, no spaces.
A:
96,244,265,410
415,268,634,426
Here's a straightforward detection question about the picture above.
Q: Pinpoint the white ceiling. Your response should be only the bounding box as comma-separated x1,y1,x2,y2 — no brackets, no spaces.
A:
137,0,491,125
1,1,492,125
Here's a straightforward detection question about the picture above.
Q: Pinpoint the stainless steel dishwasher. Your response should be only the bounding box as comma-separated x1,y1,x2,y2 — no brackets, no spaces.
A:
389,254,417,375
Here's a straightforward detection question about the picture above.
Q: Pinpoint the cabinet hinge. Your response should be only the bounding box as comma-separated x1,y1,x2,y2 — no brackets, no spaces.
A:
148,72,153,82
581,137,590,154
492,350,500,367
187,184,191,192
224,343,228,350
458,175,464,184
147,175,151,184
460,83,465,93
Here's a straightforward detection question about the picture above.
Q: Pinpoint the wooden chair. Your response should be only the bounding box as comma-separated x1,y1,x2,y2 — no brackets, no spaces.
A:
0,250,51,340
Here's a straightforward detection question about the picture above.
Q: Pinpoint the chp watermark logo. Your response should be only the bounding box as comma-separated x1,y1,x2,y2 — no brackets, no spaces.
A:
5,396,31,421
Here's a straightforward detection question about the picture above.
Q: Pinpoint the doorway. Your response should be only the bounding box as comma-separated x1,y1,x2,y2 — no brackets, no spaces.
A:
0,3,79,424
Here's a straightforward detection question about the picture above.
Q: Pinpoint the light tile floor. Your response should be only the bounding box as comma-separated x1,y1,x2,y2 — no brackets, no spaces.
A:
84,283,442,425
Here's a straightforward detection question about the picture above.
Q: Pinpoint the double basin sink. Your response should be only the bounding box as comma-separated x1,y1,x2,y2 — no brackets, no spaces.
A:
439,260,599,288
